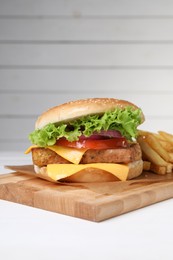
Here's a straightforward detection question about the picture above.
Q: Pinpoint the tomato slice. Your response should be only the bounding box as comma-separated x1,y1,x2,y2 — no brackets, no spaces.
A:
56,137,128,149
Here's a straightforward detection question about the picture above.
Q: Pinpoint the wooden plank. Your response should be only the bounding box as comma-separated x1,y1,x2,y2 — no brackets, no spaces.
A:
0,93,172,117
1,69,173,92
1,170,173,222
1,18,173,42
1,0,173,16
1,44,173,67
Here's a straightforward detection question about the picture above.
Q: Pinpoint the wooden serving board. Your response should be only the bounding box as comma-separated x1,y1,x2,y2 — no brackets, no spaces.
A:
1,165,173,222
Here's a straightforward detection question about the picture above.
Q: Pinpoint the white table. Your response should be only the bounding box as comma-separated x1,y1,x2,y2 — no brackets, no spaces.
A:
0,152,173,260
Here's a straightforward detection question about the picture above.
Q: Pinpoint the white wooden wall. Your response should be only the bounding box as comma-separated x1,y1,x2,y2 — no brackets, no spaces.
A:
0,0,173,151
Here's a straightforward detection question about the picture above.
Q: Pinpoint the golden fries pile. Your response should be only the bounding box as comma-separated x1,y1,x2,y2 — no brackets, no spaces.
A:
137,130,173,175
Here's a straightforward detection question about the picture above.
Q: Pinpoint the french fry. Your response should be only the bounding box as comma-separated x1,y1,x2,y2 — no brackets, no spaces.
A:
150,164,167,175
167,163,173,173
158,131,173,145
137,136,168,167
138,130,173,175
153,132,167,142
143,161,151,171
159,140,173,152
168,152,173,163
144,134,170,162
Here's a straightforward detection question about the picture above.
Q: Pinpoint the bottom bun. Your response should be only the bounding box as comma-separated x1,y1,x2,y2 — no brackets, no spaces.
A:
34,160,143,183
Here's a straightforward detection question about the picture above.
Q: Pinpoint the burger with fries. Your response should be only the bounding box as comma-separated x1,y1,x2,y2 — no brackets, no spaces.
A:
25,97,145,182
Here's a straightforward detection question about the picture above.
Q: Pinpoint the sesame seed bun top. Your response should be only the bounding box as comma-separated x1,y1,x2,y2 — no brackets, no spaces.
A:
35,98,145,129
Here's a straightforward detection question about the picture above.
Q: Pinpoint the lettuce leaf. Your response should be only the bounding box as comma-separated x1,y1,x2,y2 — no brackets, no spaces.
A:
29,106,142,147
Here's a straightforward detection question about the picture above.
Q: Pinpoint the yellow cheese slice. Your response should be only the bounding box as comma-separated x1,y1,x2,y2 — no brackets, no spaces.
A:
47,163,129,181
25,145,38,154
25,145,87,164
47,145,87,165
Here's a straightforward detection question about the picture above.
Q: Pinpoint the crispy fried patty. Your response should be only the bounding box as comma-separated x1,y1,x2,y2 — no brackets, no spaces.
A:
32,143,141,167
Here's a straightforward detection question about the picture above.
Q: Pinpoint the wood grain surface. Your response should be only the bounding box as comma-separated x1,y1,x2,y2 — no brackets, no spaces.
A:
1,166,173,222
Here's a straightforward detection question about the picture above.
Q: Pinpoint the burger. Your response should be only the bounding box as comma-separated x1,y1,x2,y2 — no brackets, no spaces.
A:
25,98,145,182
